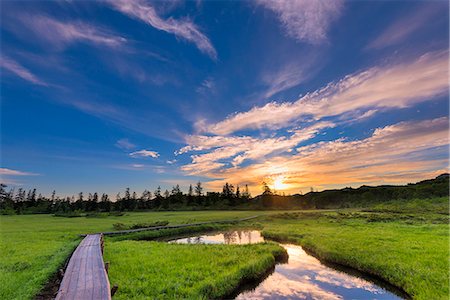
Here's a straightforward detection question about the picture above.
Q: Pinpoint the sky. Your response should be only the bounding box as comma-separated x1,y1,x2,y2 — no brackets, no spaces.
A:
1,0,449,197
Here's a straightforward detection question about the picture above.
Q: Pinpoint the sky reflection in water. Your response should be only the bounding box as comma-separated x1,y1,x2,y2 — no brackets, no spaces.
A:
169,231,403,300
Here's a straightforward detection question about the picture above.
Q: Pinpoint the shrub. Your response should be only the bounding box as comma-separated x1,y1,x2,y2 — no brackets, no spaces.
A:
53,211,82,218
129,221,169,229
0,208,16,215
108,211,125,217
113,223,127,230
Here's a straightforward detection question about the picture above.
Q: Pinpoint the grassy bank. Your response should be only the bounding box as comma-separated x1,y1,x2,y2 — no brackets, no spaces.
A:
1,205,448,299
260,207,449,300
104,241,285,299
0,211,263,300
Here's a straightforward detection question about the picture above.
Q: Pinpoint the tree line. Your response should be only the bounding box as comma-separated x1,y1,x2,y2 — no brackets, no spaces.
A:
0,181,251,215
1,174,448,215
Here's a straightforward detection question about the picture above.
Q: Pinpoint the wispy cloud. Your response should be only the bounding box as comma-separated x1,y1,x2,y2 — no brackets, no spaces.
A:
107,0,217,59
196,77,216,94
261,68,307,99
129,149,160,158
20,15,126,49
115,138,136,150
0,168,38,176
367,4,443,49
66,99,127,121
1,56,48,86
198,117,449,194
179,122,334,174
0,167,39,185
201,51,448,135
257,0,343,44
108,56,178,86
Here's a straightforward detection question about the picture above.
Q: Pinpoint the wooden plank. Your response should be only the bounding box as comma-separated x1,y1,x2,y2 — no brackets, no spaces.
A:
56,234,111,300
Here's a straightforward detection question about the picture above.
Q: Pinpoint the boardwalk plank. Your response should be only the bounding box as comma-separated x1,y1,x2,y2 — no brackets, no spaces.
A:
56,234,111,300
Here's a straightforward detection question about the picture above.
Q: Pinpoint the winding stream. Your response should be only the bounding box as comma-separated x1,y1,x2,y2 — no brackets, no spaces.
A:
169,230,407,300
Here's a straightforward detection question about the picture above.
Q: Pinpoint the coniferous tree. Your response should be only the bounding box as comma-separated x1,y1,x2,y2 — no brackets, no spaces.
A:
187,184,194,206
15,188,24,202
243,184,250,198
30,189,37,203
195,181,203,196
154,186,162,207
195,182,203,206
222,182,236,205
235,185,241,205
262,182,272,195
261,182,273,207
171,185,182,204
0,184,14,212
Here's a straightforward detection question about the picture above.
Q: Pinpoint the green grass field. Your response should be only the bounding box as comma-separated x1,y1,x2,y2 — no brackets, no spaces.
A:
0,202,448,300
0,211,262,300
105,241,285,299
260,207,449,299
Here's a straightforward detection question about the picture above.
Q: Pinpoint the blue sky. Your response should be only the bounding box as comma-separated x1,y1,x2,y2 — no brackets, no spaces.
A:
1,0,448,196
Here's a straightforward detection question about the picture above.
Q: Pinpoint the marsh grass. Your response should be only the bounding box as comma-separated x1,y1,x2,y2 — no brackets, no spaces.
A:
0,211,263,299
261,207,449,300
1,206,448,299
104,240,285,299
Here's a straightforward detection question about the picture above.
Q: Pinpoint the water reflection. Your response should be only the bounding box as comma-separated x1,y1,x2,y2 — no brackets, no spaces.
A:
169,230,264,245
237,244,402,300
168,231,404,300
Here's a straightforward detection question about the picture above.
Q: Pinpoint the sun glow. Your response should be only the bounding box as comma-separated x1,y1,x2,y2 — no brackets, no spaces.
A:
272,176,288,191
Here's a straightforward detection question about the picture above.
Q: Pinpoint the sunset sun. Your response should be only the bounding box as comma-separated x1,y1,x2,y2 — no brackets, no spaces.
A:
272,176,288,191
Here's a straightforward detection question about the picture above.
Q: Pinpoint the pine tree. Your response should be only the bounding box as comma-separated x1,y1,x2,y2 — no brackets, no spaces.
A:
187,184,194,206
125,188,131,200
154,186,161,197
262,182,272,195
195,181,203,196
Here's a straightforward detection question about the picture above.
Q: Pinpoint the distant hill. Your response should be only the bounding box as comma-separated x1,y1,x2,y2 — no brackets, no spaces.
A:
250,174,449,209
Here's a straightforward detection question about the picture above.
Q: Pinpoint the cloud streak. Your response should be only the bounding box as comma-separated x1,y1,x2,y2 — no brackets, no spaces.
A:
257,0,343,44
0,168,38,176
108,0,217,59
1,56,48,86
20,15,126,49
260,56,320,99
367,4,443,49
129,149,160,158
201,51,448,135
115,138,136,150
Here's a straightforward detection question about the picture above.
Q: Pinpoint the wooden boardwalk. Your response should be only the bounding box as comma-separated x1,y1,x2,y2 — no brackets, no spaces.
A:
56,234,111,300
55,215,259,299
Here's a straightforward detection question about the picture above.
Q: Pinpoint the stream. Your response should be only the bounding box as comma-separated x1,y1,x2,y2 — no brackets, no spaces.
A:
168,230,407,300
